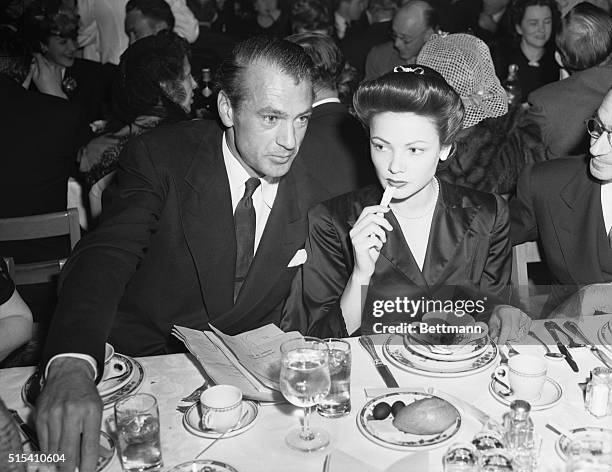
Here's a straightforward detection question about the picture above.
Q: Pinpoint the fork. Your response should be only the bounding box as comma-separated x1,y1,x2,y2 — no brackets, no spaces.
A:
505,342,520,357
322,453,331,472
181,382,209,403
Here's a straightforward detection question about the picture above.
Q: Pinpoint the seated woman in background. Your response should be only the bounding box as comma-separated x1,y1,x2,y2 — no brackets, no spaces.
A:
78,30,196,221
282,66,530,342
418,33,547,195
492,0,560,101
0,258,32,364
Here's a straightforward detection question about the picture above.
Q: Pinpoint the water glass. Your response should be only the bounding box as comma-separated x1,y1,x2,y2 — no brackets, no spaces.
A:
566,431,612,472
279,337,331,452
443,442,478,471
317,339,351,418
115,393,163,472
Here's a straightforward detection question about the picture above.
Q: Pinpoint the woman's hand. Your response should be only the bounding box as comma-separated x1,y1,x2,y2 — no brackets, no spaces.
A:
488,305,532,345
349,205,393,281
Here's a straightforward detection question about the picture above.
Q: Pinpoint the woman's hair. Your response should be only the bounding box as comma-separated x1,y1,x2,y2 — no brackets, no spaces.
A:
23,6,78,49
290,0,333,35
353,65,464,146
112,30,191,124
509,0,560,44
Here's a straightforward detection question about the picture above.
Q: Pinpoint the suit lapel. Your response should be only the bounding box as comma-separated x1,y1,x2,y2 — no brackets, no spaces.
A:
182,126,236,319
421,182,479,287
554,168,605,284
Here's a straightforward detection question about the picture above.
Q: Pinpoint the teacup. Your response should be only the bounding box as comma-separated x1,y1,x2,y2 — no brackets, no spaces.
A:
493,354,547,400
199,385,243,433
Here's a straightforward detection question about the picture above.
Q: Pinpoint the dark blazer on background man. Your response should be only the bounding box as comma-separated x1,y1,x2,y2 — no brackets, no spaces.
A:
341,21,391,76
294,101,376,197
510,158,612,310
282,181,512,338
43,119,335,373
526,65,612,160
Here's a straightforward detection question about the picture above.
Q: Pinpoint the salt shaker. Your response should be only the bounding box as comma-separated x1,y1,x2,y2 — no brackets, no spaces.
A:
585,367,612,418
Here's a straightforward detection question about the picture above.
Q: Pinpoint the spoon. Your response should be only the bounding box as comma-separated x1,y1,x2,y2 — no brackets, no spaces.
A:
528,331,565,360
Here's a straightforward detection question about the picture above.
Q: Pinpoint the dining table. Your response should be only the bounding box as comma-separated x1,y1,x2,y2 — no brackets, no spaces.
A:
1,316,611,472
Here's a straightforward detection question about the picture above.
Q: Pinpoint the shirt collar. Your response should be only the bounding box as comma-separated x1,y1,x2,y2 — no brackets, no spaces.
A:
313,97,341,108
221,132,278,210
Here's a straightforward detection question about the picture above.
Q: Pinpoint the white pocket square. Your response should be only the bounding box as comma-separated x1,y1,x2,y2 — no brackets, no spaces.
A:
287,249,307,267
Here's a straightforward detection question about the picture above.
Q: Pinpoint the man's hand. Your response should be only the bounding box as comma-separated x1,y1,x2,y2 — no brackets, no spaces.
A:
550,283,612,319
488,305,532,345
35,357,102,472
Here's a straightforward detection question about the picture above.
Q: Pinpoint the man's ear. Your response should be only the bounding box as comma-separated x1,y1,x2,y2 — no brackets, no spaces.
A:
217,90,235,128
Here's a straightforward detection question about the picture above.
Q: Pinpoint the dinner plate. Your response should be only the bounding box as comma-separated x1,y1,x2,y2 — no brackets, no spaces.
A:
554,427,612,461
182,401,258,438
383,335,498,377
488,377,562,410
404,333,490,361
166,460,240,472
597,321,612,355
357,391,461,451
101,355,145,409
98,354,133,396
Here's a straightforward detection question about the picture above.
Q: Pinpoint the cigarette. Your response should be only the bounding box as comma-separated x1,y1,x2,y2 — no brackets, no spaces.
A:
380,185,395,208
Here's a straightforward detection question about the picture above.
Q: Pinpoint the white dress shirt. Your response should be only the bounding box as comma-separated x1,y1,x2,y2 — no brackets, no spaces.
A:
46,133,279,379
602,181,612,237
312,97,341,108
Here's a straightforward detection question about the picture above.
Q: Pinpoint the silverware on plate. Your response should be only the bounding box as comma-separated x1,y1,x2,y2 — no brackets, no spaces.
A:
358,336,399,388
564,321,612,368
544,322,579,372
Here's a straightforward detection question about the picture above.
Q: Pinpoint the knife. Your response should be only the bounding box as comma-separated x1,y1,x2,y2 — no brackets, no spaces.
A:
359,336,399,388
9,409,40,451
498,346,508,365
564,321,612,368
544,322,579,372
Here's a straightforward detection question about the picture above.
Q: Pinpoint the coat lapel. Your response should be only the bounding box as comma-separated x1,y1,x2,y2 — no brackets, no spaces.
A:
181,126,236,319
421,182,479,287
554,168,605,284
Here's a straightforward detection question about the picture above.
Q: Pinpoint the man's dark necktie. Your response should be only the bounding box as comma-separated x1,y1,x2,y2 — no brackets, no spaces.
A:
234,177,261,301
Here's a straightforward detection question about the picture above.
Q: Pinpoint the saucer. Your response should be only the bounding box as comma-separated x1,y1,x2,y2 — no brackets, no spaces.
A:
104,343,114,364
183,401,258,438
555,427,612,461
166,460,239,472
98,354,133,396
489,377,562,410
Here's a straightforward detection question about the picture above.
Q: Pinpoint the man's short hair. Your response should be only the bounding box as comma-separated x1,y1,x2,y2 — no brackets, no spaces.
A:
399,0,439,30
556,1,612,72
291,0,333,35
126,0,176,30
0,26,32,84
287,32,344,92
368,0,398,17
216,36,314,109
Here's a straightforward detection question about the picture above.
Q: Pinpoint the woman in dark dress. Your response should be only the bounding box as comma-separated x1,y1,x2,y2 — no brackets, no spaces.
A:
282,66,530,342
492,0,560,101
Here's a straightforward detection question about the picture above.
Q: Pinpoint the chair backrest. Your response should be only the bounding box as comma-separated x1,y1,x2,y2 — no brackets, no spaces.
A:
0,209,80,285
511,241,542,310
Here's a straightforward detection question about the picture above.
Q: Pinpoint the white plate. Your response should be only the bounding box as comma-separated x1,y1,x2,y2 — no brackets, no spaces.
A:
597,321,612,355
383,335,498,377
357,391,461,451
98,354,133,396
101,355,145,409
166,460,239,472
404,333,490,361
183,401,258,438
555,427,612,461
488,377,562,410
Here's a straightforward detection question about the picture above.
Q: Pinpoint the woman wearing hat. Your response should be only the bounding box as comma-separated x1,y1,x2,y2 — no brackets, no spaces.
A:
282,66,530,343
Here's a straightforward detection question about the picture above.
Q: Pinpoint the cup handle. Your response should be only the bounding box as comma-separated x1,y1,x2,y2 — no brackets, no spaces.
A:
493,365,512,393
201,405,214,430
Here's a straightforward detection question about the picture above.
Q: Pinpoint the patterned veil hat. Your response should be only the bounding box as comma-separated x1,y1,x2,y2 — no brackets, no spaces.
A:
417,33,508,129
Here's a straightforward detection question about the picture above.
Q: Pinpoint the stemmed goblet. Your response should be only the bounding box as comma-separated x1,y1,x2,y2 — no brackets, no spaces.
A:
279,337,331,452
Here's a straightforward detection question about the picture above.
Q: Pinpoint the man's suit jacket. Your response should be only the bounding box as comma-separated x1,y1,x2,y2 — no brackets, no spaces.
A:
526,65,612,160
341,21,391,76
294,102,376,197
282,182,511,338
365,41,402,80
42,120,335,373
510,158,612,309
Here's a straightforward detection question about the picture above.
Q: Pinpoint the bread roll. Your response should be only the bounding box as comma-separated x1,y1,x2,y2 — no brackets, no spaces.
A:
392,397,458,435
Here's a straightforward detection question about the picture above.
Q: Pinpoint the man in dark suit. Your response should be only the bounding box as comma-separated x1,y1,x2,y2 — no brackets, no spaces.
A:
511,88,612,317
526,2,612,160
288,32,376,196
0,27,83,321
35,36,339,472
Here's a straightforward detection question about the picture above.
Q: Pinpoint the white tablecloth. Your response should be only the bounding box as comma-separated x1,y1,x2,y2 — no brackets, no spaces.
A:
1,318,612,472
